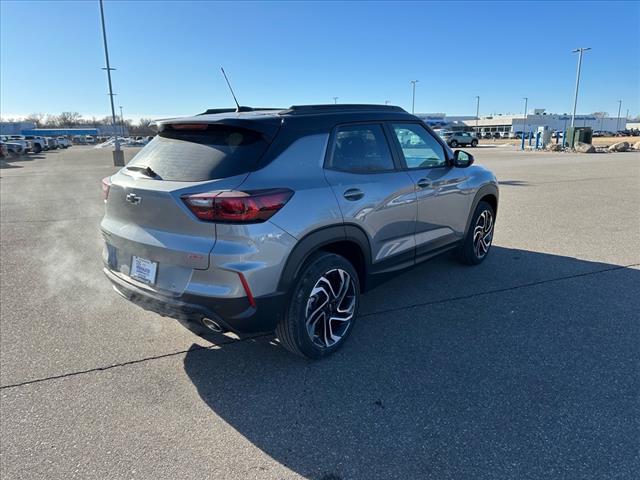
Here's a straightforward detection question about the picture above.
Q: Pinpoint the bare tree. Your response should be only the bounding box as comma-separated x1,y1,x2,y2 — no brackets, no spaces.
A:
129,118,155,135
57,112,83,127
41,114,59,127
138,118,153,128
25,113,45,127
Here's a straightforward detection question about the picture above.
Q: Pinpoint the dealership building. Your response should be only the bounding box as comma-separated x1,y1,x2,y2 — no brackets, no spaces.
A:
416,110,627,136
0,121,126,136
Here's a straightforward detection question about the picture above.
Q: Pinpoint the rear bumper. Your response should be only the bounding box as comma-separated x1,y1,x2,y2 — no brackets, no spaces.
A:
103,267,285,334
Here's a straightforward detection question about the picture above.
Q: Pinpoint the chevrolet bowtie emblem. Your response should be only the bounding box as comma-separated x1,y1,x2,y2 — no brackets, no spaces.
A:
126,193,142,205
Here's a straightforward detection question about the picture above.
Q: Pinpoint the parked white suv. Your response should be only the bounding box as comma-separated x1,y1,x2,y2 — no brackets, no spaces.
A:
57,137,71,148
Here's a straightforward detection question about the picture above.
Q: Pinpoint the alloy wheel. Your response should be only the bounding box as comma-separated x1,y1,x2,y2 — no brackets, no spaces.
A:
473,209,494,259
305,269,356,348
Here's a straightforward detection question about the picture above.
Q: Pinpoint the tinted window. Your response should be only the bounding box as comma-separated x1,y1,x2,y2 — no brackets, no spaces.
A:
328,124,394,173
126,124,270,181
392,123,447,168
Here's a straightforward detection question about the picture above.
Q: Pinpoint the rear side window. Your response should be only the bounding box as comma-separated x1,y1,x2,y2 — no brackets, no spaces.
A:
327,124,395,173
126,124,270,181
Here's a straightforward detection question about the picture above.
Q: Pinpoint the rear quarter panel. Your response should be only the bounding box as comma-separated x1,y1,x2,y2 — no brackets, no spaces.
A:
238,133,342,240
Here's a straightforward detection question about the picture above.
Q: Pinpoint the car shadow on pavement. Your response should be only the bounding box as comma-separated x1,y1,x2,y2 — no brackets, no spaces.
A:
0,151,61,169
498,180,530,186
183,247,639,480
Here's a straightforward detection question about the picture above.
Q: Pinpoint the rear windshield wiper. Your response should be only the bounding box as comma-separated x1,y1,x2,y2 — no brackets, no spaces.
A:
126,165,160,179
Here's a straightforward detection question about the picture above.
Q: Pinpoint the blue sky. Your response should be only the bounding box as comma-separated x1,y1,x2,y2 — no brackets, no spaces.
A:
1,0,639,121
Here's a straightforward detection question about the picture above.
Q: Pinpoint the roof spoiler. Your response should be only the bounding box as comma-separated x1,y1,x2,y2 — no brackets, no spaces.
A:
280,104,407,115
197,107,284,115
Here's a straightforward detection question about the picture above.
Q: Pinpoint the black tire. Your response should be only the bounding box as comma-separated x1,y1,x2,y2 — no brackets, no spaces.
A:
458,201,495,265
276,252,360,359
471,139,478,147
33,144,42,154
450,140,459,148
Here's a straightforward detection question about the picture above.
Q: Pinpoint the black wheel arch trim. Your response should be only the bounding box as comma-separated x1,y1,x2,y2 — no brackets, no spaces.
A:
464,184,499,237
277,224,372,296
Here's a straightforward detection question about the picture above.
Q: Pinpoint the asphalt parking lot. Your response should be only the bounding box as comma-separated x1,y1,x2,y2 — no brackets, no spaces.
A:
1,145,639,479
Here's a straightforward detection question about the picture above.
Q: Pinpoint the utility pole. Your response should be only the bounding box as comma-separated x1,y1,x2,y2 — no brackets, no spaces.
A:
521,97,528,150
475,96,480,135
333,97,338,104
570,47,591,129
99,0,123,166
410,80,419,114
119,105,125,138
616,100,622,132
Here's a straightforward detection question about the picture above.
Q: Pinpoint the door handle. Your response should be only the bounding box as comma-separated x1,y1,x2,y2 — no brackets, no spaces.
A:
417,178,432,189
343,188,364,201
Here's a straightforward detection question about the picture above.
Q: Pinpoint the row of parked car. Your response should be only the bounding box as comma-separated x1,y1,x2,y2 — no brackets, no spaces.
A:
435,130,530,147
0,135,71,157
435,128,638,147
592,129,640,137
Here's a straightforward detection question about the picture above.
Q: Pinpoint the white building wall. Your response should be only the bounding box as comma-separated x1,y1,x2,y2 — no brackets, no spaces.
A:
0,122,36,135
463,115,624,133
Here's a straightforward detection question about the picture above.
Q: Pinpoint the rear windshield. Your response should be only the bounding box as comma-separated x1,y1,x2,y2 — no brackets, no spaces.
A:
126,124,270,181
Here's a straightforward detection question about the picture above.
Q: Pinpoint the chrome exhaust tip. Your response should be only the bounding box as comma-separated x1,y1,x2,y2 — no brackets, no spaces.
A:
202,317,223,333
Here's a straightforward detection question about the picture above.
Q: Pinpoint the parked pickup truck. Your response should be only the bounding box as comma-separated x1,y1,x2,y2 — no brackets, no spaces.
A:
23,135,47,153
45,137,59,150
1,136,32,154
0,140,25,156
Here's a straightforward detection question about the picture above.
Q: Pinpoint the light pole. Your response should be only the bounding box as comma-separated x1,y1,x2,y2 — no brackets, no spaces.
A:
119,105,125,138
99,0,123,166
475,96,480,135
385,100,390,105
410,80,419,114
570,47,591,129
333,97,338,104
616,100,622,132
521,97,528,150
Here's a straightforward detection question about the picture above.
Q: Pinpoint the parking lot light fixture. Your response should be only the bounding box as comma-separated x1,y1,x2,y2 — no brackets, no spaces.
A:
99,0,123,166
410,80,419,114
475,96,480,133
119,105,125,138
333,97,338,104
521,97,528,150
570,47,591,129
616,100,622,132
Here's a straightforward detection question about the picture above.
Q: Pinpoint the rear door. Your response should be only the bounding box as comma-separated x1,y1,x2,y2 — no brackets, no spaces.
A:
323,123,417,272
387,122,471,260
101,122,273,293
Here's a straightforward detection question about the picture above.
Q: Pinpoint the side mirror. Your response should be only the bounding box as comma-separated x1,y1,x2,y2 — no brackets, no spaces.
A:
452,150,474,168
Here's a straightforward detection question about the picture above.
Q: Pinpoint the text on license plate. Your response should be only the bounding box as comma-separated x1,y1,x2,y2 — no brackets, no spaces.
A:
130,256,158,285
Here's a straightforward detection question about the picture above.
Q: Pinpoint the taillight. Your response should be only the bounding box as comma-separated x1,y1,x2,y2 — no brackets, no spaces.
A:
170,123,208,130
101,176,112,202
181,189,294,223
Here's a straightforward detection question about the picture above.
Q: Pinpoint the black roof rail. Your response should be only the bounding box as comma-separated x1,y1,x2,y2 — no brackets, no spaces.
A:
281,104,407,115
198,107,284,115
